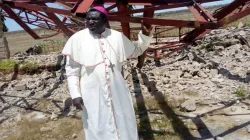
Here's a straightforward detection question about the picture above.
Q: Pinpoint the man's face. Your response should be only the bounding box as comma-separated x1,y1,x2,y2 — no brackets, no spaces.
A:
86,11,106,35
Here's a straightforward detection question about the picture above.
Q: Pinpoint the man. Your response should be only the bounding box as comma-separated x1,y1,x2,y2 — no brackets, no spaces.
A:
62,6,153,140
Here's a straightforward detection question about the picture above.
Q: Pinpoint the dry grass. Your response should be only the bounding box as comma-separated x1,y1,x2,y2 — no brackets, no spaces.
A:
233,86,250,98
39,39,66,54
5,117,83,140
134,95,189,140
5,29,65,56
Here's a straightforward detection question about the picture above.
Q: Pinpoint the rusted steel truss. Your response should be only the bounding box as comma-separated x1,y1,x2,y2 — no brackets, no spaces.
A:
1,0,250,64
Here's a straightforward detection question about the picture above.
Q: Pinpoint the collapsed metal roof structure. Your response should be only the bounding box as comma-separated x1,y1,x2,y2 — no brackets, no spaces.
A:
1,0,250,67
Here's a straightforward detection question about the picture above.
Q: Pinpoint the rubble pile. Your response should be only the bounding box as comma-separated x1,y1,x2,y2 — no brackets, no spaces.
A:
124,26,250,108
10,52,62,66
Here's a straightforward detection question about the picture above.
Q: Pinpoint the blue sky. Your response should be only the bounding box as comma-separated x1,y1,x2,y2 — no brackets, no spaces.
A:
5,0,232,32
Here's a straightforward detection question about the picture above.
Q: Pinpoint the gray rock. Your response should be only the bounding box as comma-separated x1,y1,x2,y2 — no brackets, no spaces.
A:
216,137,224,140
26,45,42,55
210,69,218,77
75,111,83,119
187,52,197,61
0,103,9,111
238,22,244,29
214,46,224,51
181,99,196,112
198,71,207,78
40,127,52,132
0,82,8,91
72,133,78,139
41,71,56,80
235,119,241,123
246,126,250,133
238,30,246,36
245,75,250,82
123,71,130,80
50,112,58,121
14,84,27,91
242,105,247,109
236,100,240,104
33,112,47,121
0,116,7,124
183,72,193,78
162,78,170,85
230,107,237,112
176,83,185,91
27,79,44,90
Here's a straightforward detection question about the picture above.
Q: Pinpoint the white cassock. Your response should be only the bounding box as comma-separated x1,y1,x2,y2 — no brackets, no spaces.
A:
62,28,152,140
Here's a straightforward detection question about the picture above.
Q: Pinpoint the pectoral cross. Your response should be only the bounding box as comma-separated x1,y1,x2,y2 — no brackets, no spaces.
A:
108,62,115,72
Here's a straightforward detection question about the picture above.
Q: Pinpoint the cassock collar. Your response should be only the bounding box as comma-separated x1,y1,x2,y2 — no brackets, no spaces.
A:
88,28,109,38
62,28,114,67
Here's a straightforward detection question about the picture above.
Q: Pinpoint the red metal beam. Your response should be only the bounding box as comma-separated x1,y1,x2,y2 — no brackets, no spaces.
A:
110,3,191,15
108,15,218,29
117,0,130,38
110,0,220,15
5,7,56,27
182,2,213,41
213,0,250,20
145,43,188,59
2,0,222,5
13,2,72,15
183,0,250,42
28,11,54,23
103,0,223,5
218,4,250,26
192,2,215,22
0,3,40,39
74,0,94,14
106,4,117,11
3,0,55,3
44,11,74,37
56,0,73,9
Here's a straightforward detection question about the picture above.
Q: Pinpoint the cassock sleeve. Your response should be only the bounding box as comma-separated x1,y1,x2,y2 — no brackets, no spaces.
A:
65,56,82,99
119,30,153,61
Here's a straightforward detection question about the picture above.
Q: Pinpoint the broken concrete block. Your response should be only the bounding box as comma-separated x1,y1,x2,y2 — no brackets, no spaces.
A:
14,84,27,91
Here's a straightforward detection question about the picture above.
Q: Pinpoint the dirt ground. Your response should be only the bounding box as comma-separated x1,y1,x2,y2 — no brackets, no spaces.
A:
5,29,65,56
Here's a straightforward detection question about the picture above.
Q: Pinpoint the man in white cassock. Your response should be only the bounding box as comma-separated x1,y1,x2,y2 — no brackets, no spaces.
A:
62,6,153,140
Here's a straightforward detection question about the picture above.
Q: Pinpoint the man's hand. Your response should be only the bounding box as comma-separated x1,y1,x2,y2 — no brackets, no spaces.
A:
141,21,154,36
72,97,84,110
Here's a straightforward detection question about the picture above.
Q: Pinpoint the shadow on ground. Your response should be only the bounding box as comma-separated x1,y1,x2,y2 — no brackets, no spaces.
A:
131,64,250,140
